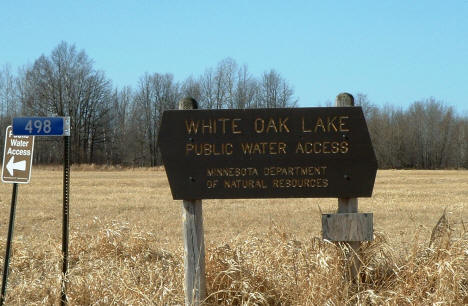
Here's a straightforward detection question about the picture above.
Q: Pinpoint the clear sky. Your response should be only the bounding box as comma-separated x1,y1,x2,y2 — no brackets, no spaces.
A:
1,1,467,114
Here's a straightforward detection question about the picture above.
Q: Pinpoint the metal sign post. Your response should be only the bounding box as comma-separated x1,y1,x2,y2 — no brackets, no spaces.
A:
12,117,71,305
0,183,18,306
61,135,70,305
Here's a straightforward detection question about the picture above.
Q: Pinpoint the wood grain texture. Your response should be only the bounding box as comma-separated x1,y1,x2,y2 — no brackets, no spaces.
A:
182,200,206,305
335,93,361,280
179,97,206,305
322,213,373,241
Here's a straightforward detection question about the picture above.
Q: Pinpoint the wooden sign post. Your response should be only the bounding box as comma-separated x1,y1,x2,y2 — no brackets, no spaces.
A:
179,98,206,305
322,93,374,281
337,93,361,279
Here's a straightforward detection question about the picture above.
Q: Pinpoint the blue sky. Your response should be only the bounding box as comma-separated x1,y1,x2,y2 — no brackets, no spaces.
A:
1,1,467,114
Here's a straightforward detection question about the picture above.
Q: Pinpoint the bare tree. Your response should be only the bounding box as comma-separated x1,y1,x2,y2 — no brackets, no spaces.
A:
213,58,237,109
185,59,296,110
258,69,297,108
355,93,378,120
134,73,180,166
0,65,21,157
20,41,112,163
0,65,20,119
234,64,258,109
105,86,133,164
198,68,216,109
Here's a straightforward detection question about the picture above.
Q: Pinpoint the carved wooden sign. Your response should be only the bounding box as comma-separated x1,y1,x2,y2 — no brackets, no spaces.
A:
158,107,377,199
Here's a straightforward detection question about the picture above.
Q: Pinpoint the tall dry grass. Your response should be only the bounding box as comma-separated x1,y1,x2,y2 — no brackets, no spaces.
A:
0,215,465,305
0,169,465,304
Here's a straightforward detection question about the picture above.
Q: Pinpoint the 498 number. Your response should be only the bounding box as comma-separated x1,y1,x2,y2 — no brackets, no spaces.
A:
25,119,52,134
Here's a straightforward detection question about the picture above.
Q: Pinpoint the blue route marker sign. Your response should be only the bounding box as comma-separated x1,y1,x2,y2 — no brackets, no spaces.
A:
12,117,70,136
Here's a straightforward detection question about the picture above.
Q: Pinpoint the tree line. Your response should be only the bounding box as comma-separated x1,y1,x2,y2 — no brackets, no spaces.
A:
356,94,468,169
0,42,466,169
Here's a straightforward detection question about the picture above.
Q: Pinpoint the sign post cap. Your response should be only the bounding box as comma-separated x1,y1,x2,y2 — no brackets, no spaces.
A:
179,97,198,110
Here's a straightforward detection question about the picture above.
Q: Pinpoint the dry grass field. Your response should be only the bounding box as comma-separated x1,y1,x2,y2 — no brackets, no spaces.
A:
0,167,466,305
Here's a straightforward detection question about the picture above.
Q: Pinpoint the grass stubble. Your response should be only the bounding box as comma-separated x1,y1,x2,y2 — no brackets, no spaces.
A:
0,167,465,305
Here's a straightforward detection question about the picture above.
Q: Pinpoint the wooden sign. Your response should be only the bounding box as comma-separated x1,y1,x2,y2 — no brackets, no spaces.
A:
2,126,34,184
158,107,377,199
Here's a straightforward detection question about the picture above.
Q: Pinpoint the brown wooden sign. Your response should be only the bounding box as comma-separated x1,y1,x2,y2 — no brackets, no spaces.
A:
2,126,34,184
158,107,377,199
